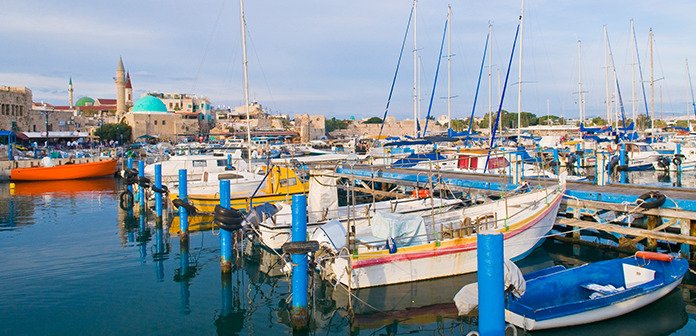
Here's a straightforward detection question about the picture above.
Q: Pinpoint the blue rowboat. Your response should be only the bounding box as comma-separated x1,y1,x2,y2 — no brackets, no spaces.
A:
506,252,689,330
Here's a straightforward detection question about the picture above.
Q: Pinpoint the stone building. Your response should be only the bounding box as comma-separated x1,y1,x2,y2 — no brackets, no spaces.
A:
123,95,204,143
143,92,212,116
293,114,325,141
329,118,446,139
0,86,32,132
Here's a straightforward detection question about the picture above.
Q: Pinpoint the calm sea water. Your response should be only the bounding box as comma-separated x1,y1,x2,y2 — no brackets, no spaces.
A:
1,178,695,335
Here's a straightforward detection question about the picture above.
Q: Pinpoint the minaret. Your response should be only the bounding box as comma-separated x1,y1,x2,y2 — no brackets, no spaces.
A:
68,77,74,108
115,57,126,116
125,71,133,108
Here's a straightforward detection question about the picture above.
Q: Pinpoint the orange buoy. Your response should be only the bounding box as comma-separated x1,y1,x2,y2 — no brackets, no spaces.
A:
411,189,430,199
636,251,674,262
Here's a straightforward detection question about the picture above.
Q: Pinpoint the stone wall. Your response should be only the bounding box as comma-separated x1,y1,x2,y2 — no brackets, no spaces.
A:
0,87,32,132
329,119,446,138
294,114,325,141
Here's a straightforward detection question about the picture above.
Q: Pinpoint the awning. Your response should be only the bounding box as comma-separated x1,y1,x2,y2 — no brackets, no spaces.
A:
15,132,29,140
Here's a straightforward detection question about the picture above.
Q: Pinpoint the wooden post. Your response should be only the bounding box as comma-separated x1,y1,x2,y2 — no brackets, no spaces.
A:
646,215,658,249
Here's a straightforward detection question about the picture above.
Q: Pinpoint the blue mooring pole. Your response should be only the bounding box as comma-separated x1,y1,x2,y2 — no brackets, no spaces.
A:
227,154,233,169
477,230,504,335
620,143,627,184
219,180,232,271
291,194,308,329
178,169,188,234
155,164,163,218
127,158,134,194
677,143,682,174
553,148,559,175
138,161,145,205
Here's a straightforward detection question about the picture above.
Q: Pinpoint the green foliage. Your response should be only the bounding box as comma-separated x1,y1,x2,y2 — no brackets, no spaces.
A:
591,116,607,126
363,117,383,124
449,119,466,131
325,117,348,133
94,122,132,142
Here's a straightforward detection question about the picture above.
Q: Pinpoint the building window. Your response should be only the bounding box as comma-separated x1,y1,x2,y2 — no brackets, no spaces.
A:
33,125,36,132
169,103,173,108
154,120,158,125
162,120,166,125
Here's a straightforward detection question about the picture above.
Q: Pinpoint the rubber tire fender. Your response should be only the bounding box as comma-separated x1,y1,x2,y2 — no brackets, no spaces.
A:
616,165,629,172
214,205,243,218
673,157,682,166
214,219,243,232
637,191,666,209
151,185,168,194
282,240,320,255
119,190,134,210
172,198,198,215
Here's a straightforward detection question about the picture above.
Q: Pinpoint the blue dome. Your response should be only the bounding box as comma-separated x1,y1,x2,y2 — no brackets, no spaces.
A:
132,95,168,112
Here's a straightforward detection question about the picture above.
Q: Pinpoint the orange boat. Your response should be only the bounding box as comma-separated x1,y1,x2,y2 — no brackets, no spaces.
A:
10,159,118,181
10,178,118,195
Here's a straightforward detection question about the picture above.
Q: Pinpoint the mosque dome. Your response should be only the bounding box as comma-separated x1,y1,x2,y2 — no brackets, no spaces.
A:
132,95,168,113
75,97,94,106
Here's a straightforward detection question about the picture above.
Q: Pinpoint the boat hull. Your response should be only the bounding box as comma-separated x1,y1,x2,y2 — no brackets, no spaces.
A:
10,159,118,181
332,188,563,289
505,278,683,330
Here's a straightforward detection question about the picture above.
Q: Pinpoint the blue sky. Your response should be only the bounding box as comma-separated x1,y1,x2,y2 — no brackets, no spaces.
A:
2,0,696,122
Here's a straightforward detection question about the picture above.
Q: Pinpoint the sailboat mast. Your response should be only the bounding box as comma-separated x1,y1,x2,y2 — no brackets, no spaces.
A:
413,0,418,137
578,40,583,126
604,25,611,127
631,20,637,131
488,24,492,138
517,0,525,139
240,0,252,168
447,5,452,125
650,28,654,131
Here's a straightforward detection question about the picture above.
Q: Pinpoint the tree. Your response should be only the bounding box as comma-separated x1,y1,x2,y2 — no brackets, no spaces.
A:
363,117,383,124
325,117,348,133
449,119,466,132
591,116,607,126
94,122,132,143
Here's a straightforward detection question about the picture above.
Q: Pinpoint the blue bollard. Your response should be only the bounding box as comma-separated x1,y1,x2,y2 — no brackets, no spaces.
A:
155,218,165,282
478,230,504,335
291,194,308,329
155,164,163,218
553,148,559,175
138,161,145,205
179,169,188,234
620,143,627,184
127,158,134,194
227,154,233,169
139,211,147,260
220,180,232,271
677,143,682,174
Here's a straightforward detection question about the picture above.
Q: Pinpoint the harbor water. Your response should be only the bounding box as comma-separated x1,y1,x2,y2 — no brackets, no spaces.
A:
1,177,696,335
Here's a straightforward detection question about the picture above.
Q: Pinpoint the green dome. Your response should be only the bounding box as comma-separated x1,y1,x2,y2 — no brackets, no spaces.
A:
132,95,168,112
75,97,94,106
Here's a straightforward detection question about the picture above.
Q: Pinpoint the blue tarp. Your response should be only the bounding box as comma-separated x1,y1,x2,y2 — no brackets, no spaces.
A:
618,122,635,131
392,153,447,168
580,124,613,134
447,128,478,137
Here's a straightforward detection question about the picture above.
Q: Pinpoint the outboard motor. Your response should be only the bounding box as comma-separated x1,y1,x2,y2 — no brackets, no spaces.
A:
244,202,282,228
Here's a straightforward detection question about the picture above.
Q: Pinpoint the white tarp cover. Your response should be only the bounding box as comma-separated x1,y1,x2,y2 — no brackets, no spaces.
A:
453,259,526,315
307,169,339,222
41,156,55,167
370,212,428,247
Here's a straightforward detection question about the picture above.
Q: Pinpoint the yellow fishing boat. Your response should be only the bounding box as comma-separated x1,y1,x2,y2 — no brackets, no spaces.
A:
169,166,308,213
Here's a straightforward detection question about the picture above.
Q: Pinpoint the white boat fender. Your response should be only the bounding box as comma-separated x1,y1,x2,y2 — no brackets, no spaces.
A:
454,259,526,315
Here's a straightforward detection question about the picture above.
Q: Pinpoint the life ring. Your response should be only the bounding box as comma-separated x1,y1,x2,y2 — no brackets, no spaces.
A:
282,240,320,255
636,251,674,262
637,191,666,209
172,198,198,214
673,157,682,166
119,190,134,210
